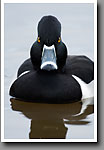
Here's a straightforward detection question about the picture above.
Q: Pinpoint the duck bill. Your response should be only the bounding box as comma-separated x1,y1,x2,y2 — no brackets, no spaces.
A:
40,45,58,71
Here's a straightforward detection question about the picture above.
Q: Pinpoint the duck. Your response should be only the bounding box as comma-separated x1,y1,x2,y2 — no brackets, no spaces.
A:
9,15,94,103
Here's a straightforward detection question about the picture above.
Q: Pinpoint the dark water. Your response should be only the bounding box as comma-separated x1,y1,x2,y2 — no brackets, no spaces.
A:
5,94,94,139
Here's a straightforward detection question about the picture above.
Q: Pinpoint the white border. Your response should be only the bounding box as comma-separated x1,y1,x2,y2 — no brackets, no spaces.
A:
1,0,96,4
1,0,5,142
94,0,97,142
1,0,97,142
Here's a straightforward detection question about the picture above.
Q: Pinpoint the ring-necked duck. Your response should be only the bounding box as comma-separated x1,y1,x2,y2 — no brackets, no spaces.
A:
9,15,94,103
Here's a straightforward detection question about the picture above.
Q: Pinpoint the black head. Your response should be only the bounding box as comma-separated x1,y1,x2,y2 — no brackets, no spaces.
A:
30,15,67,71
38,15,61,46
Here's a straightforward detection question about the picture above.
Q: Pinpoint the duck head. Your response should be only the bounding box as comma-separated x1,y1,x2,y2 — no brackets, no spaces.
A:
30,15,67,71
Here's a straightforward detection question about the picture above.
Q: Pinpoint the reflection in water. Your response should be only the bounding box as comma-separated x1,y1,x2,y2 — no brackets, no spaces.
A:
10,98,94,139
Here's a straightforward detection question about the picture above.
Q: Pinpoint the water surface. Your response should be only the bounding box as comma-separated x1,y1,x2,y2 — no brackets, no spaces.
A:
4,3,94,140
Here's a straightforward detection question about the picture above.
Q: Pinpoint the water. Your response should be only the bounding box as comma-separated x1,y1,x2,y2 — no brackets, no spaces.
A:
4,3,94,140
5,98,93,139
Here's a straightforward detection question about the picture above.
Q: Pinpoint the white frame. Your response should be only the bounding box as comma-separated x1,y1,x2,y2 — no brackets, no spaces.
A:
1,0,97,142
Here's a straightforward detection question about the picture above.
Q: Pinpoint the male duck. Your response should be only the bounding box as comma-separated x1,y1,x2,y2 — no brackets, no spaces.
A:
9,15,94,103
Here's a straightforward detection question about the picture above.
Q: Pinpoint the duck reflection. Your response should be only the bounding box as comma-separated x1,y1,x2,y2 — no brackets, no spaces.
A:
10,98,94,139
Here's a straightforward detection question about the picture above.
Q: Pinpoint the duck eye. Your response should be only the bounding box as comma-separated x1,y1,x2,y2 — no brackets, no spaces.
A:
58,37,61,43
37,37,40,43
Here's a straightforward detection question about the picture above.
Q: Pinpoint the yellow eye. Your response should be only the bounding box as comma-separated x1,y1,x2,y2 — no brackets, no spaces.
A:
37,37,40,43
58,37,61,43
